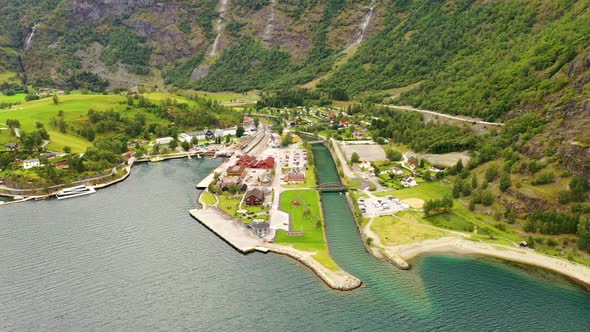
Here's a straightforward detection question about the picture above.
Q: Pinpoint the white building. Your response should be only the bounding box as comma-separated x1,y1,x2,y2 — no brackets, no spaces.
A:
390,167,404,176
155,137,174,145
215,127,237,138
23,159,41,169
178,133,192,143
401,176,417,188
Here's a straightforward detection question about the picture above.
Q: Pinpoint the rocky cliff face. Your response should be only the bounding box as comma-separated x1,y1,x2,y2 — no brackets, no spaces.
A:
13,0,382,88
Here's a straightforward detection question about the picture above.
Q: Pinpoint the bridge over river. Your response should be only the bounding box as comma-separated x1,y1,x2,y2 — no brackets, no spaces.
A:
315,182,348,192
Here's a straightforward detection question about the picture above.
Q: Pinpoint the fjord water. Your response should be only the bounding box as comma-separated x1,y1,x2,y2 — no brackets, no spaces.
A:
0,155,589,331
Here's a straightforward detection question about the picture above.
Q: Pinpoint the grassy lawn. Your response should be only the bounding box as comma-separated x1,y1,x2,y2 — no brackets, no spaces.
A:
217,193,242,217
425,212,474,232
144,92,196,106
200,191,217,205
370,214,448,246
274,189,340,271
0,94,126,152
0,93,26,104
0,93,181,153
46,130,92,153
375,181,451,200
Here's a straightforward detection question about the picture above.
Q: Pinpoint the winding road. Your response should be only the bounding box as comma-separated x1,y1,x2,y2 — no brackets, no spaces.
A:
380,104,504,126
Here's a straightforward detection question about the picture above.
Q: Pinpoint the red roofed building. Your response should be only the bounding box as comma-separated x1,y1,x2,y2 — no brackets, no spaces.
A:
254,156,275,169
236,155,257,167
227,164,247,177
123,151,136,159
55,160,69,169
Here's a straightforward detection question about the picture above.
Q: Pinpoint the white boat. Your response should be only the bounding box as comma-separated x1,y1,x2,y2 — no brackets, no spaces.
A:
55,185,96,200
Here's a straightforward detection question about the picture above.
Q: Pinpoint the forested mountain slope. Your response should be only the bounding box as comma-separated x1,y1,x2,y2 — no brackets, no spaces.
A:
320,0,590,121
0,0,384,90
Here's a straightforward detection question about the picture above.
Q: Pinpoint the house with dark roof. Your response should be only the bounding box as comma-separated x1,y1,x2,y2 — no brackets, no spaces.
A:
244,188,265,206
249,220,270,238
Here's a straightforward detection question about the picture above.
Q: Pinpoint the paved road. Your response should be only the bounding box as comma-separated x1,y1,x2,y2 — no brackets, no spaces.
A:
380,104,504,126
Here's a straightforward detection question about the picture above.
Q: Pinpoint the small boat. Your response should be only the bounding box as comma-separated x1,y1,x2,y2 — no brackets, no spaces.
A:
55,185,96,200
151,157,163,162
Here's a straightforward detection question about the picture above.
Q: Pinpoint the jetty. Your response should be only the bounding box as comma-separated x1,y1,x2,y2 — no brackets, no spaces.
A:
189,207,264,253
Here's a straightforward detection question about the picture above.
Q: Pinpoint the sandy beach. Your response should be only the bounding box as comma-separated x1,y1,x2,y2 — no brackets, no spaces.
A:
387,237,590,291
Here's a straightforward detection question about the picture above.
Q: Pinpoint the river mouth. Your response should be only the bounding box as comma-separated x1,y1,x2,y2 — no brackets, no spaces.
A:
1,157,589,330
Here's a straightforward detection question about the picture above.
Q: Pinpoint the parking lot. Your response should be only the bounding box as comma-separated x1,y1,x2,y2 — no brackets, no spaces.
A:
282,148,307,169
357,196,409,217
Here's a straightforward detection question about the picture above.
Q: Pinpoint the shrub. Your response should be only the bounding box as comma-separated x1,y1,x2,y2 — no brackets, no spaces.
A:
532,171,555,185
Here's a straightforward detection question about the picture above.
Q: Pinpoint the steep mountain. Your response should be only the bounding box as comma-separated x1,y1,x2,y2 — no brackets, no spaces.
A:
0,0,384,90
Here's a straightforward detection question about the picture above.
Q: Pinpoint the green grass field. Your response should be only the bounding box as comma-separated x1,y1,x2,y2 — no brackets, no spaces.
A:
0,93,26,103
0,94,126,152
274,189,340,271
425,212,474,232
217,193,242,216
375,181,451,201
144,92,196,106
0,92,188,153
200,191,217,206
370,214,447,246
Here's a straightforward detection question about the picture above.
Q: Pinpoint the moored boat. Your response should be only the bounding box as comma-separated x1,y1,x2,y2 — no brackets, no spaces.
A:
55,185,96,200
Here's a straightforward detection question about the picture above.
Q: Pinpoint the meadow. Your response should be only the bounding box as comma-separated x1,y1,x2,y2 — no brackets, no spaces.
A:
0,92,191,153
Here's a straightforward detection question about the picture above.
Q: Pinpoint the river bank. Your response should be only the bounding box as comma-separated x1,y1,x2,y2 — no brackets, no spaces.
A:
320,139,590,292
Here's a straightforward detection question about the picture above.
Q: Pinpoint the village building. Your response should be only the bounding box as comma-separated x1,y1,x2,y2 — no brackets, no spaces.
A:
227,164,247,177
259,172,272,184
249,220,270,238
254,156,275,169
55,160,69,169
390,167,404,176
429,165,446,173
244,188,265,206
401,176,418,188
359,161,374,171
217,177,247,192
122,151,136,159
178,133,192,143
215,127,237,138
284,173,305,183
155,137,174,145
6,142,20,151
22,159,41,170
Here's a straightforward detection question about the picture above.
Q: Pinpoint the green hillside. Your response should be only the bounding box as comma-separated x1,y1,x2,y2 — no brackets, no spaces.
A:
321,0,590,121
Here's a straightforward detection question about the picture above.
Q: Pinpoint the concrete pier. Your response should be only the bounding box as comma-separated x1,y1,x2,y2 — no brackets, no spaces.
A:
189,207,263,253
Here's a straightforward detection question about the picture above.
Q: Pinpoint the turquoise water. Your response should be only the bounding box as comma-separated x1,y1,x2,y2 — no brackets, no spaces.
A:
0,154,588,331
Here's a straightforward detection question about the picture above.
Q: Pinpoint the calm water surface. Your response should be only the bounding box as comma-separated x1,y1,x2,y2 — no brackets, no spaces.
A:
0,155,589,331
